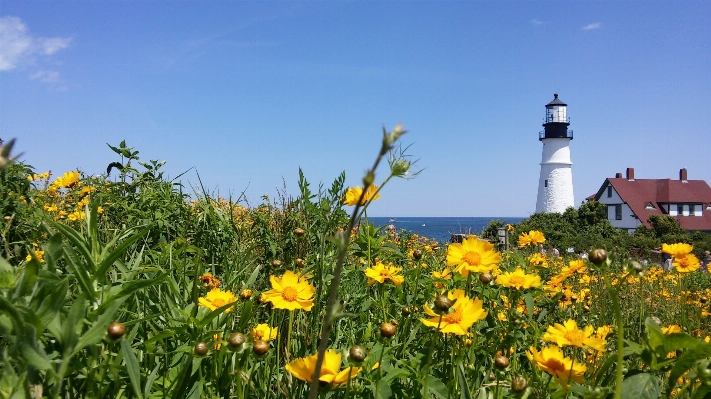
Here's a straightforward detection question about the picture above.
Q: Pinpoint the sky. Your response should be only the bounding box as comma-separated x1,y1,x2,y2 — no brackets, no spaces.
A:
1,1,710,217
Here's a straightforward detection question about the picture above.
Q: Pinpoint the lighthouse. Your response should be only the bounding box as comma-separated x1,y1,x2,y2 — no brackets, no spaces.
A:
535,93,575,214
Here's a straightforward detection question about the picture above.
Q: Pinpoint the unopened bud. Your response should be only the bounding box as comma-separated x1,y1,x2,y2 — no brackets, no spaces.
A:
390,159,411,177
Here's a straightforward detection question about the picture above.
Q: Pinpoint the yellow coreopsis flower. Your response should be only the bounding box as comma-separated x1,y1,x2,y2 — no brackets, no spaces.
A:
285,349,361,387
364,262,405,287
198,288,237,313
420,289,488,335
67,210,85,221
51,171,80,189
527,345,587,389
251,324,278,341
342,184,380,206
673,254,700,273
431,268,452,288
561,259,587,276
661,243,693,258
445,236,502,277
662,325,682,334
261,270,315,311
198,273,221,288
518,230,546,247
528,253,549,268
496,268,541,290
542,319,606,352
25,249,45,263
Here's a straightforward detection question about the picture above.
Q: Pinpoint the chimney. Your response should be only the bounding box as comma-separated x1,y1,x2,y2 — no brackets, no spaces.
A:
626,167,635,181
680,168,688,183
615,173,622,178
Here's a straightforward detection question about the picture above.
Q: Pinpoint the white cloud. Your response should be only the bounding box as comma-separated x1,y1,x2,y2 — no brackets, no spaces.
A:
531,19,543,25
582,22,602,31
0,16,72,71
30,70,60,83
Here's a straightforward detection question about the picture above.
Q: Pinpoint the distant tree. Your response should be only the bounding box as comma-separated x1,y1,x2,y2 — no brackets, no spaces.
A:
577,200,608,228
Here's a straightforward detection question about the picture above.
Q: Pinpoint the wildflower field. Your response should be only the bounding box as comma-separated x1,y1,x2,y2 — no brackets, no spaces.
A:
1,131,711,399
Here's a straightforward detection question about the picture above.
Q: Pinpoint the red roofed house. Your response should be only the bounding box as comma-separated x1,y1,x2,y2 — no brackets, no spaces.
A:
592,168,711,233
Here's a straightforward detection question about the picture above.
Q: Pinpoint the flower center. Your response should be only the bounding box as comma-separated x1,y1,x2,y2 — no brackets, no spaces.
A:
463,251,481,266
282,286,298,302
380,269,391,277
211,298,228,308
564,330,586,344
509,276,526,286
443,308,463,324
544,358,567,373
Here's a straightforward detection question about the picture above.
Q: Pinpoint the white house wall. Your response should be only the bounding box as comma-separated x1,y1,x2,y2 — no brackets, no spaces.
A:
597,183,642,230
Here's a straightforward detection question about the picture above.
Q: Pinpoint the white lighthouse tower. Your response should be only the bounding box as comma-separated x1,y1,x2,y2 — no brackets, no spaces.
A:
535,94,575,214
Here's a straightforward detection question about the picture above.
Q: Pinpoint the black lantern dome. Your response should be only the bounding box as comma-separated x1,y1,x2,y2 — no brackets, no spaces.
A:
540,93,573,140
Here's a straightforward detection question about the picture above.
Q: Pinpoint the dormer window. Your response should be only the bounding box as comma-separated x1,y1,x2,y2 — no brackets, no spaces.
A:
645,202,655,210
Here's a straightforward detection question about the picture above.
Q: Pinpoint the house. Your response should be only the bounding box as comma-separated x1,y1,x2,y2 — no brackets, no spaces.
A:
592,168,711,233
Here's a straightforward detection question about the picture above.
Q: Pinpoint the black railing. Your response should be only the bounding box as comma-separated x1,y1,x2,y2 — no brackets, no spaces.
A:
539,130,573,140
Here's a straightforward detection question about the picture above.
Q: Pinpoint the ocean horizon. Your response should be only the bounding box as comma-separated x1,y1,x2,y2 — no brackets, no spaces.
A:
364,216,526,242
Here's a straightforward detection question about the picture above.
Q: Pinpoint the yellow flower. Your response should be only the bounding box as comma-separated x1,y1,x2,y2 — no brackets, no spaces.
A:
251,324,278,341
420,289,488,335
285,349,361,387
25,249,45,263
79,186,96,196
506,224,514,232
261,270,315,311
527,345,587,389
561,259,587,276
496,268,541,290
662,325,682,334
661,243,693,258
342,185,380,206
67,210,85,221
528,253,549,268
431,268,452,288
518,230,546,247
198,288,237,313
51,171,81,189
364,262,405,286
445,236,501,277
673,254,700,273
542,319,606,351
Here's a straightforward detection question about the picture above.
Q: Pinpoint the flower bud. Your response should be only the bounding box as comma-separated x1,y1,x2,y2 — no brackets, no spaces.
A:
253,340,270,356
402,306,412,316
228,333,245,349
494,355,509,369
412,249,423,260
511,375,527,392
107,322,126,340
433,295,453,313
293,227,306,236
390,159,411,177
239,289,252,300
479,273,493,284
380,322,396,338
295,258,305,267
194,342,209,356
271,259,282,268
349,345,367,364
589,249,608,266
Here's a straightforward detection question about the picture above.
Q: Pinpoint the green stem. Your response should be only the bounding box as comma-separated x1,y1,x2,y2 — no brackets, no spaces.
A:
604,275,624,399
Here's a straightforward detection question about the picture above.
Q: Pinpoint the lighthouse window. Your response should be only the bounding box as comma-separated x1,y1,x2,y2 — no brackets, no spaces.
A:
544,180,548,187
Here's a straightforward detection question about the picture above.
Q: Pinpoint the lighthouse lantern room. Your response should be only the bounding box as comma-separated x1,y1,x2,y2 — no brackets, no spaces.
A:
535,94,575,214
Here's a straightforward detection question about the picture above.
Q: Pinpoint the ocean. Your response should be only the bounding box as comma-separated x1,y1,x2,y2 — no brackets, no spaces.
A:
365,217,526,242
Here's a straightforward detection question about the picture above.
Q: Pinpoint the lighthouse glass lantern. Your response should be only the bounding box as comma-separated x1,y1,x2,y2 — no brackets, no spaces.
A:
535,94,575,214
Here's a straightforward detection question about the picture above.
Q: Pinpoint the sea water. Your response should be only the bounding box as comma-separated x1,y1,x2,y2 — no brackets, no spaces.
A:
365,217,526,242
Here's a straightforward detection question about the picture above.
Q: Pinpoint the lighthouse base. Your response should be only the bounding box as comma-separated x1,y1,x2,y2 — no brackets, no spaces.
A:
535,166,574,214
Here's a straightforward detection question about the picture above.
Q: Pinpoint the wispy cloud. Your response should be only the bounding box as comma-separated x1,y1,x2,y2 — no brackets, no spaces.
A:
582,22,602,31
531,19,543,26
0,16,72,73
30,70,60,83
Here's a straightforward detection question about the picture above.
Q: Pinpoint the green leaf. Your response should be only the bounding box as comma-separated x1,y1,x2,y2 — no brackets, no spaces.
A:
13,256,38,298
34,278,68,328
524,292,534,322
18,323,51,371
72,299,126,357
62,245,96,301
458,363,473,399
0,256,15,289
374,379,392,399
427,375,449,399
61,294,86,352
170,355,194,399
95,227,149,280
95,275,166,315
144,361,161,398
121,340,144,399
51,221,96,273
667,343,711,397
620,372,661,399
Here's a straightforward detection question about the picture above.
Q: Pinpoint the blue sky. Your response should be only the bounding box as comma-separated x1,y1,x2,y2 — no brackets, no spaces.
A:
1,1,709,217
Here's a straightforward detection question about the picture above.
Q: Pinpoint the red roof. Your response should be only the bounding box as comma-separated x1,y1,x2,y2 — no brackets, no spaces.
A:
593,177,711,231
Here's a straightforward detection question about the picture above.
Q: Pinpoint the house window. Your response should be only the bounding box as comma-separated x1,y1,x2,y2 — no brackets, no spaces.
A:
678,204,684,216
615,204,622,220
607,186,612,198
